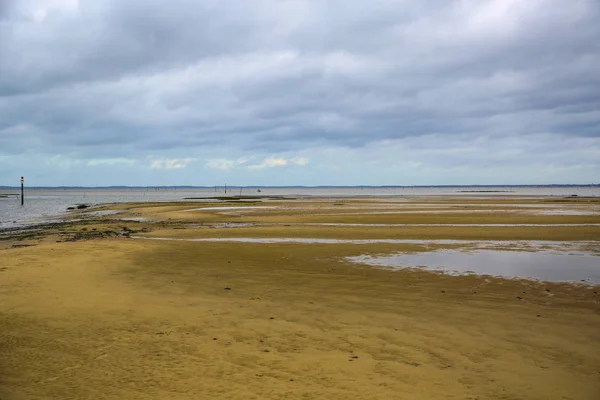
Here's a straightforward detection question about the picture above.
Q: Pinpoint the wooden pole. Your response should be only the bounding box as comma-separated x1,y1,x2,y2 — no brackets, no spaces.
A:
20,176,24,206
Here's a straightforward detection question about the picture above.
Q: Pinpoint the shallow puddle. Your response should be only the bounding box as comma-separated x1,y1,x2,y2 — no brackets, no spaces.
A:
349,250,600,284
531,209,600,216
311,210,497,216
184,206,277,211
132,236,599,252
298,223,600,227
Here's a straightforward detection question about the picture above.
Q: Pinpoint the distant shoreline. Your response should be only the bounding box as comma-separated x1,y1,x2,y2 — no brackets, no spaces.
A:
0,184,599,190
3,187,599,233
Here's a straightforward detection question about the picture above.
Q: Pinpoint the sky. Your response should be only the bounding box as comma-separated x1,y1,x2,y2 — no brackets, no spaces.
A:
0,0,599,187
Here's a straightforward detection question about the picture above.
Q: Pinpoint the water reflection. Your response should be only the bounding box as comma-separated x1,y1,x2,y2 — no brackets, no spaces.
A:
349,250,600,284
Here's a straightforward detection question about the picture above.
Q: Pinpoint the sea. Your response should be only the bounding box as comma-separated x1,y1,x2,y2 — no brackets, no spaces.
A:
1,186,599,231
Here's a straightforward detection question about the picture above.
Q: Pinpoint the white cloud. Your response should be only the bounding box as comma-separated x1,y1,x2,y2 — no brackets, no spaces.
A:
246,157,288,169
22,0,80,22
150,158,196,169
205,156,309,170
291,157,309,165
205,156,252,170
246,156,309,169
87,158,136,166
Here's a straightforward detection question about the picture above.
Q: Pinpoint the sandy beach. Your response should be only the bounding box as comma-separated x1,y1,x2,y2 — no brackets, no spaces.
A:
4,0,600,397
1,196,599,399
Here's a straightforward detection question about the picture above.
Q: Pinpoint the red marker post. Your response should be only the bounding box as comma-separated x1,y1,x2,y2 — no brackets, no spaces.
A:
21,176,24,206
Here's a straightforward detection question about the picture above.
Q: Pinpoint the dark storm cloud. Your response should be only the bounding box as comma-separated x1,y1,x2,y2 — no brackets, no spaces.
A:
0,0,599,171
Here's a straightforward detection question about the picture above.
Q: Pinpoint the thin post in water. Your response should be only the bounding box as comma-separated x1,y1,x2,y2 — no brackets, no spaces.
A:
20,176,24,206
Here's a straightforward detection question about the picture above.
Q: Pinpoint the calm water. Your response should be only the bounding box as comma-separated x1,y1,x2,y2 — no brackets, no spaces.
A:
349,250,600,284
1,186,598,230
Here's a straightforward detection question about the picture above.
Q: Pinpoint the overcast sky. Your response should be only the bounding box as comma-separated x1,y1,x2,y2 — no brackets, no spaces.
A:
1,0,599,186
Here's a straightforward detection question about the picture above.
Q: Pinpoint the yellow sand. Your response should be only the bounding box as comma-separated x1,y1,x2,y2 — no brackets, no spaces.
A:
1,197,599,399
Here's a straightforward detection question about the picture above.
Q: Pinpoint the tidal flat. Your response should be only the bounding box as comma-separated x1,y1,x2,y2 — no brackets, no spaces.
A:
1,196,599,399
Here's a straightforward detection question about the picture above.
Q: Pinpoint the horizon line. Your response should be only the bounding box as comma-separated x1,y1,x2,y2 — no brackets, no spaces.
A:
1,184,599,189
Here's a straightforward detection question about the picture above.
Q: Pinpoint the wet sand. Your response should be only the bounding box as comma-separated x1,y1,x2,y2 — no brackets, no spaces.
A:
1,196,599,399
